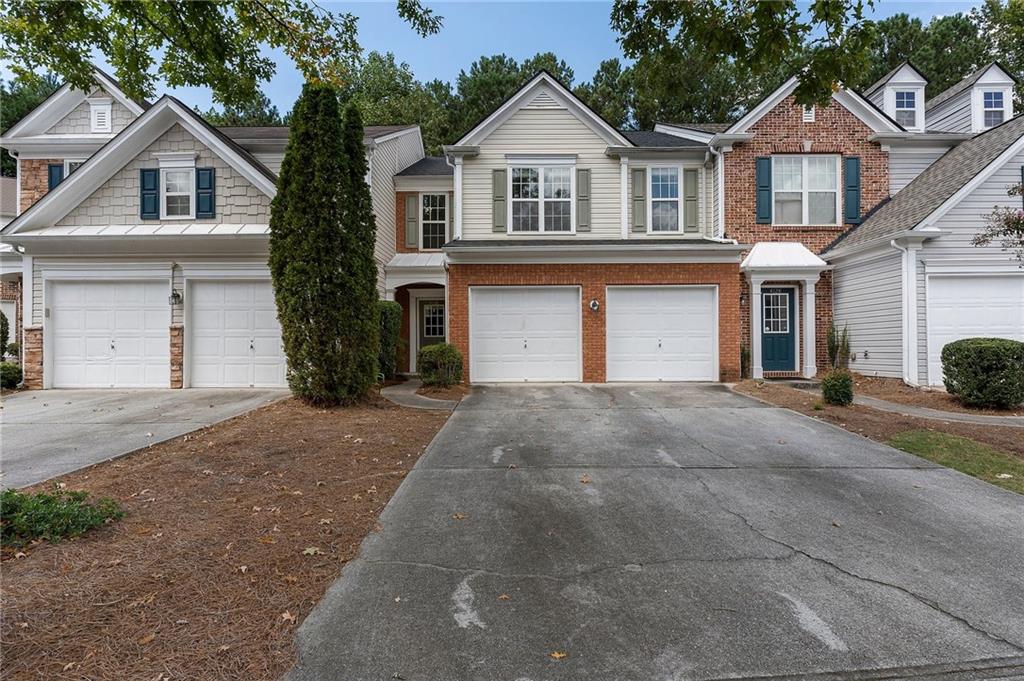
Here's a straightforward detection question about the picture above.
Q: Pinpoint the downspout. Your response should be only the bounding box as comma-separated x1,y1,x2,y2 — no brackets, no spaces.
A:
708,144,725,238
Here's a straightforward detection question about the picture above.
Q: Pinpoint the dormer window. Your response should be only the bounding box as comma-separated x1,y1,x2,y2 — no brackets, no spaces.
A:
89,98,112,133
983,91,1005,128
894,91,917,128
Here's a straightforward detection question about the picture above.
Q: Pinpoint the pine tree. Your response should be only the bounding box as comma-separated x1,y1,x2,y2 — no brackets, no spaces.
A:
269,82,375,405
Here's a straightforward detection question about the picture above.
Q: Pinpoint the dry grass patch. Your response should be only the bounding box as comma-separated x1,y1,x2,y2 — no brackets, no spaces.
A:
0,397,448,680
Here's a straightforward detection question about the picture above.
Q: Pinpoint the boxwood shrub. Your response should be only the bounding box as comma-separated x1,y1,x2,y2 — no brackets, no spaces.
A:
378,300,403,380
941,337,1024,409
821,369,854,406
418,343,463,387
1,487,123,547
0,362,21,389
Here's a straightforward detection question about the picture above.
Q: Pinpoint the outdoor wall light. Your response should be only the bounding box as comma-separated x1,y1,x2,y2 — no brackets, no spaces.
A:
589,299,600,312
168,289,183,306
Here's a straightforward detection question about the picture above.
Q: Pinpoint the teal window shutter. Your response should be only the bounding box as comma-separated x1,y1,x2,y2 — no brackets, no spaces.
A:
576,168,591,232
755,157,771,224
140,169,160,219
631,167,647,232
195,167,215,218
47,164,64,190
843,157,861,224
683,169,699,233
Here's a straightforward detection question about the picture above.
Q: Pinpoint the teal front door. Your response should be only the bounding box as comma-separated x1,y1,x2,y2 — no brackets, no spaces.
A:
762,288,796,372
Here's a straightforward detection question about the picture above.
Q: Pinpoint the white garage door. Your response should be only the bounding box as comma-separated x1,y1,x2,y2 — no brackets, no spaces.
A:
606,286,717,381
189,280,287,388
927,275,1024,385
50,280,170,388
470,287,580,382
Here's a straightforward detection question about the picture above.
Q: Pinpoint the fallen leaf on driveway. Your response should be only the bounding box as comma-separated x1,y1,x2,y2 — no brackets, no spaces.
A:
451,513,467,520
302,547,322,556
497,594,511,601
579,474,591,484
831,520,841,528
281,611,296,624
549,651,567,660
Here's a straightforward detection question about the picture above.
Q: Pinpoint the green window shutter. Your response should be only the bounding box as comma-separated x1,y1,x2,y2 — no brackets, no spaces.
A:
140,169,159,219
631,167,647,232
1020,166,1023,208
492,169,507,232
195,167,215,218
755,157,772,224
576,168,591,232
683,169,699,233
405,194,419,248
843,157,861,224
47,164,64,190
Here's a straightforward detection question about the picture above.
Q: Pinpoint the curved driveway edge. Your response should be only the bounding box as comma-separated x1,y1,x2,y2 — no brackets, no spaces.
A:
288,383,1024,681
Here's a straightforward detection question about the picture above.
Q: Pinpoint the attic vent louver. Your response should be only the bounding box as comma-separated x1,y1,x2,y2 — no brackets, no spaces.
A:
526,91,561,109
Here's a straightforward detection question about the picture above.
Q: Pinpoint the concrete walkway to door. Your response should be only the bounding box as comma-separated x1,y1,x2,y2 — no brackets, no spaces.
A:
288,383,1024,681
1,389,286,489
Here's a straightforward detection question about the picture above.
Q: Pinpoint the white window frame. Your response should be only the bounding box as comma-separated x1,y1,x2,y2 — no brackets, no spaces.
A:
893,90,917,129
646,165,684,233
160,167,196,220
89,98,113,133
419,192,448,251
63,159,86,176
506,164,576,234
982,90,1006,129
770,155,841,227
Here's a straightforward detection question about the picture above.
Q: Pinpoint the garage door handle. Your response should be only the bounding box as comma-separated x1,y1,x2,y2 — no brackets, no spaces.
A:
110,340,116,350
250,339,255,351
523,338,527,349
658,339,662,349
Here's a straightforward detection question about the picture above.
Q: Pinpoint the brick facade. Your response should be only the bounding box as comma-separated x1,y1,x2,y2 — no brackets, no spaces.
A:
22,326,42,389
19,158,61,212
724,96,889,371
447,263,742,383
170,325,184,389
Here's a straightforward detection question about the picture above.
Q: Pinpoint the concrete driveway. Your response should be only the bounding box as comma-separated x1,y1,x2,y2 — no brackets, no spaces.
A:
1,389,286,489
289,384,1024,681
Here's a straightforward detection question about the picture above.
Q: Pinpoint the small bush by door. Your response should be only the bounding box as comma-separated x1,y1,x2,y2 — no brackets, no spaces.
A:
941,337,1024,409
418,343,463,387
821,369,854,406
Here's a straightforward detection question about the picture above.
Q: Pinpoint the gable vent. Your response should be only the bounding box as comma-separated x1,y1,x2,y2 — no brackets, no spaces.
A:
89,99,113,133
526,91,562,109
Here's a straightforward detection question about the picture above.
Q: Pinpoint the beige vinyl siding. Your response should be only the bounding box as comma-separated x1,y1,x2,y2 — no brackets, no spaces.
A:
47,89,136,135
32,261,42,326
56,124,271,226
832,248,904,378
926,94,972,133
916,148,1024,380
889,147,950,194
172,265,184,325
253,152,284,175
369,130,424,292
461,107,621,239
867,88,885,110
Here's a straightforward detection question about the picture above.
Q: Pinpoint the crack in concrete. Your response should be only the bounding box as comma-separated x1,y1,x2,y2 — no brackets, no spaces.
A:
689,471,1024,653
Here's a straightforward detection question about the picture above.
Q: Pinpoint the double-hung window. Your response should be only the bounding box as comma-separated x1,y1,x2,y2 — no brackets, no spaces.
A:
772,156,840,226
983,91,1005,128
650,167,681,232
894,91,917,128
421,193,447,250
510,166,572,233
64,159,86,176
161,168,195,219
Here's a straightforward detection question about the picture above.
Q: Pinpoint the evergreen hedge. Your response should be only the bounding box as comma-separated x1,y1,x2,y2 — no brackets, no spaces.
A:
821,369,854,406
941,338,1024,409
418,343,463,387
378,300,403,380
0,311,8,357
268,85,379,405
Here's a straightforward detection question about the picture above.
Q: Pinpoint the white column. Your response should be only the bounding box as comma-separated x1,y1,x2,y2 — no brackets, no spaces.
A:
750,277,763,379
452,157,463,240
802,277,819,378
619,157,629,239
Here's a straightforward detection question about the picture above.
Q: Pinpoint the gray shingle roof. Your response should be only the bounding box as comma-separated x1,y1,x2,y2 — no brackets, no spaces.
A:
823,113,1024,255
865,62,912,97
218,124,416,145
926,63,996,111
396,156,453,176
620,130,709,147
662,122,731,134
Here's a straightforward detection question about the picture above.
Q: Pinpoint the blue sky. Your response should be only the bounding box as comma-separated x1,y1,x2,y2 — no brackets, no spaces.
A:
8,1,985,113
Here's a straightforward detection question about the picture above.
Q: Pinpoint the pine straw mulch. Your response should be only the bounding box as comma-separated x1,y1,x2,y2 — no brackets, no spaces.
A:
415,383,471,401
734,380,1024,460
849,373,1024,417
0,397,449,681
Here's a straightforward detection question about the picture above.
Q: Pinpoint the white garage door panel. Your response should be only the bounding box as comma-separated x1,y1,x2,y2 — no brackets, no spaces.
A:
51,280,170,388
928,275,1024,385
189,280,287,388
607,287,716,381
471,287,580,382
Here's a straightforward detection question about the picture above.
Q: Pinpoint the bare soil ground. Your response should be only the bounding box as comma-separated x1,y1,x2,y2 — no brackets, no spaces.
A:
0,398,448,681
849,373,1024,416
735,380,1024,461
415,383,471,401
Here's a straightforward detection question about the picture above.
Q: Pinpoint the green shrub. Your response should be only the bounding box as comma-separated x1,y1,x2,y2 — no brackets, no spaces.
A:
821,369,854,406
941,337,1024,409
826,321,850,369
0,362,21,389
418,343,463,387
378,300,403,380
6,342,19,359
0,311,8,355
1,487,123,547
740,345,750,379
